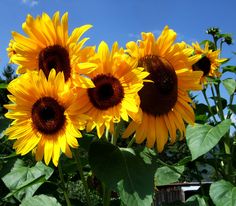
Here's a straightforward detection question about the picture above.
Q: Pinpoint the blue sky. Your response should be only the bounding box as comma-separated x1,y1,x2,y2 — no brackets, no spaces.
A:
1,0,236,71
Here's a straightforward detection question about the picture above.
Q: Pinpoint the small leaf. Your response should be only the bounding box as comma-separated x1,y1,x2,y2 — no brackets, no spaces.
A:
229,105,236,114
155,165,184,186
186,195,209,206
222,65,236,73
2,159,54,201
0,83,8,89
20,195,61,206
222,78,236,95
186,119,231,160
210,180,236,206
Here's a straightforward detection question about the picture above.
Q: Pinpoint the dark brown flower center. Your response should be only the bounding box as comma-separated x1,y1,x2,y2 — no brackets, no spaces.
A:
31,97,65,134
192,56,211,76
87,74,124,110
38,45,71,81
138,55,178,116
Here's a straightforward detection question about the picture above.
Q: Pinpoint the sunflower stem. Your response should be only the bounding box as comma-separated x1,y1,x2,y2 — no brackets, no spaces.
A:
202,89,217,123
58,161,72,206
214,83,225,121
73,149,92,206
111,122,121,145
127,135,136,148
103,183,111,206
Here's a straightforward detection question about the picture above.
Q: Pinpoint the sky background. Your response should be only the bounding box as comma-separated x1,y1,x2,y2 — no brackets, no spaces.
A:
0,0,236,70
0,0,235,128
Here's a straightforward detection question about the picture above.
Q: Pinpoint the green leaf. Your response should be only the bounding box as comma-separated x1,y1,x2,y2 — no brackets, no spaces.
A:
222,78,236,96
89,141,154,206
20,195,61,206
186,195,208,206
155,165,184,186
186,119,231,160
0,83,8,89
222,65,236,73
229,105,236,114
2,159,54,201
210,180,236,206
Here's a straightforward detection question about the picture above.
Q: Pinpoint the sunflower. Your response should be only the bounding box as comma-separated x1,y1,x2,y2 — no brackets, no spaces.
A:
123,26,203,152
192,42,226,83
4,69,87,166
74,41,149,138
7,11,95,87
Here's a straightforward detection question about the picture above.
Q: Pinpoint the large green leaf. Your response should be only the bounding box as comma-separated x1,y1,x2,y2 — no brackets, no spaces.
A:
118,148,154,206
20,195,61,206
210,180,236,206
88,140,125,189
2,159,54,201
89,141,154,206
186,119,231,160
222,78,236,96
154,165,184,186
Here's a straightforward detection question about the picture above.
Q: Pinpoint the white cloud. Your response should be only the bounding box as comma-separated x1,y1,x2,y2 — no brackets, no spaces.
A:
21,0,38,7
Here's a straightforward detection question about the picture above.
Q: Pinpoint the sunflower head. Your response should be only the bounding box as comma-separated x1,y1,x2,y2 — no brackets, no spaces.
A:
192,42,227,83
4,69,88,166
8,11,94,86
123,26,203,152
74,41,149,137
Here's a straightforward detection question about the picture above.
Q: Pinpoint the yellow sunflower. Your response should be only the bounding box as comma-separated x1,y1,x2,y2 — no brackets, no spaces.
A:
192,42,227,83
123,26,203,152
4,69,87,166
7,11,95,87
74,41,149,138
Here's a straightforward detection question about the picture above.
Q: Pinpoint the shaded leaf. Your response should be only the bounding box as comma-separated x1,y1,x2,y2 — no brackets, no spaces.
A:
222,78,236,95
186,119,231,160
88,140,124,189
20,194,61,206
210,180,236,206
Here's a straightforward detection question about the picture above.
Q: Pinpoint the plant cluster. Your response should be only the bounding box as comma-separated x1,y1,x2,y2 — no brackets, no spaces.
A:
0,12,235,206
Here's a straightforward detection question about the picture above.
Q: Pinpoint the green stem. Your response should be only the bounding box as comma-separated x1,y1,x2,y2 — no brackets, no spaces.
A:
127,135,136,148
103,183,111,206
202,89,217,123
111,122,121,145
214,84,225,121
73,149,92,206
226,94,234,119
58,161,71,206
